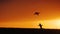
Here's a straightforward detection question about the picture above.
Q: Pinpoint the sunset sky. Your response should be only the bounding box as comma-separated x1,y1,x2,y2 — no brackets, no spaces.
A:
0,0,60,29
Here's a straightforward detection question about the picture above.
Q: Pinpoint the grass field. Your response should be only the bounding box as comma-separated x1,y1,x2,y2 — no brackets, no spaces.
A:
0,28,60,34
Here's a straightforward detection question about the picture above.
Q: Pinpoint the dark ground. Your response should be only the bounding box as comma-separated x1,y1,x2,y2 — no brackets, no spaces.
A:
0,28,60,34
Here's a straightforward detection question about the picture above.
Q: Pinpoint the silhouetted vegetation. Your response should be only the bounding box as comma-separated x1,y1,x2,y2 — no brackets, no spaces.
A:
0,28,60,34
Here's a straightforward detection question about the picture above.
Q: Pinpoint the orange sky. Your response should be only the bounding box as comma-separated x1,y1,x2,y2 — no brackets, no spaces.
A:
0,0,60,29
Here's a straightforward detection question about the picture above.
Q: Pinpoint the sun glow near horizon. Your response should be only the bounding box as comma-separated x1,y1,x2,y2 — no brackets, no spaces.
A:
38,19,60,29
0,19,60,29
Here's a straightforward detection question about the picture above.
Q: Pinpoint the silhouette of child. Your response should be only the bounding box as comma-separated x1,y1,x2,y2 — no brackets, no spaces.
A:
39,24,43,29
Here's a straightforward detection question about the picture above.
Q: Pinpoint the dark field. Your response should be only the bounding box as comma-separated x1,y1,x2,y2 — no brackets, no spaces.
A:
0,28,60,34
